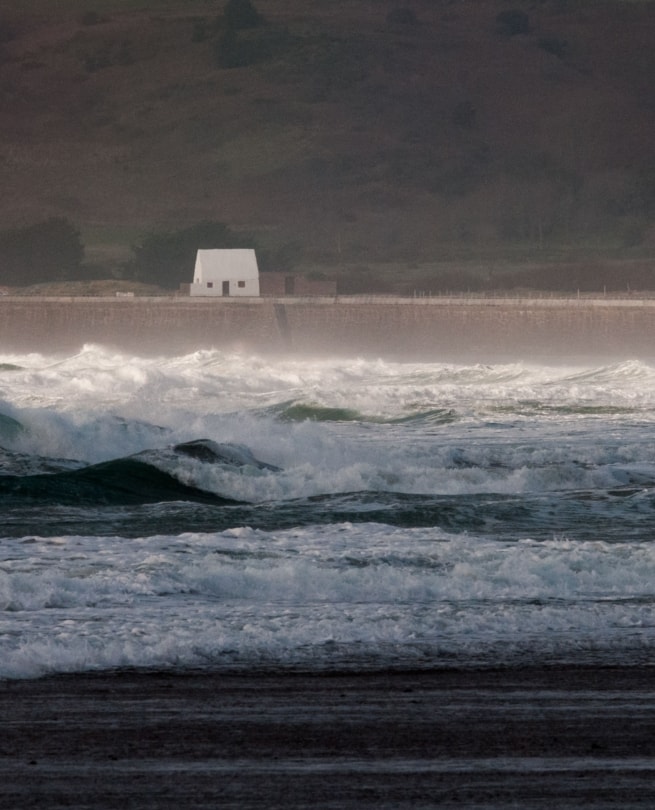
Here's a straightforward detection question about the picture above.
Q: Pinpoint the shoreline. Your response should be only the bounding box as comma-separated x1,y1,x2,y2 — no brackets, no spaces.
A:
4,665,655,808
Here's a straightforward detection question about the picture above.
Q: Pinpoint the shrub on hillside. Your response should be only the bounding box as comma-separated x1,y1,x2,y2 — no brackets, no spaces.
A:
496,10,530,37
257,240,304,273
224,0,263,31
128,221,254,288
192,17,210,43
0,218,84,286
538,36,568,59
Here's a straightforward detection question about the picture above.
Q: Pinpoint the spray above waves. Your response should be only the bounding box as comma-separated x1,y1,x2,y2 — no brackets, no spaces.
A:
4,345,655,412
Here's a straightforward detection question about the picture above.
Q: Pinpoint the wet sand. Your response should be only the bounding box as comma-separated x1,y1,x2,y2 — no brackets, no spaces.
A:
2,667,655,809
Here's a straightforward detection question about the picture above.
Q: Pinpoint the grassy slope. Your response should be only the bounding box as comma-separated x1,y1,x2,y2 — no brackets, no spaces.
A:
1,0,655,292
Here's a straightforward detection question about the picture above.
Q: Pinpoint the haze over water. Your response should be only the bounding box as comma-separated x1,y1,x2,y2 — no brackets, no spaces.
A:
2,345,655,678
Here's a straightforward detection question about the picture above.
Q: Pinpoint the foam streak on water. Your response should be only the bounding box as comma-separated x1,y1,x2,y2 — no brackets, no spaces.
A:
1,346,655,678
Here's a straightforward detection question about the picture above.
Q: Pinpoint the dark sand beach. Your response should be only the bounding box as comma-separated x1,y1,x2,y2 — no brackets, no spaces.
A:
3,667,655,809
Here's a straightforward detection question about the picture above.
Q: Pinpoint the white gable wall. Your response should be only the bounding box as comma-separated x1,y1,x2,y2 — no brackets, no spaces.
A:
189,249,260,297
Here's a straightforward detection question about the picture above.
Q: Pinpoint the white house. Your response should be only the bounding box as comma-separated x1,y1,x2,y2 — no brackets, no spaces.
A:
189,249,260,297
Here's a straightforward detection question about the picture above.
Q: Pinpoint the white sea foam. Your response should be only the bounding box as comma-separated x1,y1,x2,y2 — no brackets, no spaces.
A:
2,525,655,679
3,346,655,416
2,348,655,678
1,347,655,498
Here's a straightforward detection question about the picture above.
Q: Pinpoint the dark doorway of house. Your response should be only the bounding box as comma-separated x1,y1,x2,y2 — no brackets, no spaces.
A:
222,281,230,296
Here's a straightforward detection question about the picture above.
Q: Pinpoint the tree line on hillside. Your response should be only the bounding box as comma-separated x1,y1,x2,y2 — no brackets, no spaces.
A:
126,221,303,287
2,216,655,293
0,218,302,289
0,218,86,286
1,215,655,294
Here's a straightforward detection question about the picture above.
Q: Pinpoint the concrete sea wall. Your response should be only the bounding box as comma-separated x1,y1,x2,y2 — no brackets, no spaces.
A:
1,296,655,362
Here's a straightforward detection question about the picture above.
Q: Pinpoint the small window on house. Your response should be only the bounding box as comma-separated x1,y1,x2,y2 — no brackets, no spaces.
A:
207,281,213,288
238,280,246,288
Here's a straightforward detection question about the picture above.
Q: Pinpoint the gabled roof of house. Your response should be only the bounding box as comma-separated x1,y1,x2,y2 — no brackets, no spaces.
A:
194,249,259,281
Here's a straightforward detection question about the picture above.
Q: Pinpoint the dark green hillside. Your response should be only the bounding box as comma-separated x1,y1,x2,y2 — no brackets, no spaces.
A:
1,0,654,291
